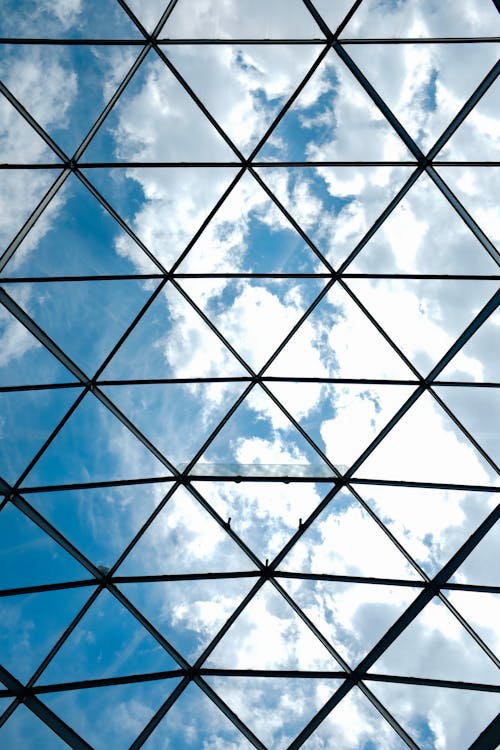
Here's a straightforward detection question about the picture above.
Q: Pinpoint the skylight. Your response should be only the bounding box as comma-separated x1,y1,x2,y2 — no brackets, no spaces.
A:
0,1,499,748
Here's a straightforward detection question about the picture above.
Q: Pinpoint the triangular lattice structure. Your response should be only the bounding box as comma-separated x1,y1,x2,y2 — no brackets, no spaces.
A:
0,1,499,748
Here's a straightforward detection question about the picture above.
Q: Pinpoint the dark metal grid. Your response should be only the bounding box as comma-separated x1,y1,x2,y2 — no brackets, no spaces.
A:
0,0,499,748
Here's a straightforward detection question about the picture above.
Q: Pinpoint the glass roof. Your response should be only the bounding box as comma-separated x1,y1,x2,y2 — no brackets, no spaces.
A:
0,1,499,748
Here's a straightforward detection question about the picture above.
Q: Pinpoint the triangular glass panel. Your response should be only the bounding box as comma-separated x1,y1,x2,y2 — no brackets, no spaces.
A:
280,577,420,665
38,588,178,685
23,392,172,488
341,0,500,38
206,581,339,670
346,43,499,152
85,55,235,163
310,0,359,34
193,385,334,479
268,382,413,469
41,678,182,750
119,576,255,662
255,165,415,268
164,44,322,156
280,488,417,579
0,704,70,749
0,170,62,254
102,282,245,380
434,385,500,466
358,391,499,486
205,675,344,749
451,520,500,587
125,0,170,33
0,304,74,386
435,166,500,247
348,171,498,274
1,44,143,156
0,0,142,38
0,91,57,164
369,681,500,750
0,586,91,682
82,167,240,271
27,481,171,570
176,170,329,273
438,306,500,383
3,172,159,278
258,50,413,162
443,590,499,659
3,278,159,375
369,596,500,684
193,479,331,562
267,281,415,379
345,278,499,375
439,78,499,161
0,501,89,589
302,685,410,750
359,484,498,578
117,484,253,575
163,0,323,39
101,380,246,467
142,680,254,750
179,276,326,371
0,386,80,484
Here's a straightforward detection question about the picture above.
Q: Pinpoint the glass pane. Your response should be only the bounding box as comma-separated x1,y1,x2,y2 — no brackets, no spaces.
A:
369,597,499,683
279,489,418,579
438,307,500,383
0,704,70,749
0,0,142,38
342,0,500,38
38,588,178,685
119,576,255,662
2,279,159,375
102,282,246,380
267,281,415,379
439,78,499,161
204,676,344,749
451,520,500,587
345,278,499,374
345,43,499,152
0,587,91,682
259,50,413,162
347,171,498,274
358,391,499,486
179,277,327,371
0,386,80,484
23,392,172,488
302,686,409,750
82,167,240,271
371,681,500,750
142,681,255,750
0,44,142,156
177,170,328,274
359,484,498,578
27,481,171,569
280,578,420,665
0,502,89,589
117,485,253,575
100,381,246,468
85,54,235,163
3,172,158,278
163,0,323,39
206,582,338,669
443,590,499,658
193,480,332,562
435,167,499,246
41,679,182,750
255,166,415,268
164,44,322,156
0,92,57,164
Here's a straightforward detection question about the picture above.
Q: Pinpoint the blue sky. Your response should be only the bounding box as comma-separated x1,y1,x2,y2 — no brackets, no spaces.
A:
1,0,499,748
